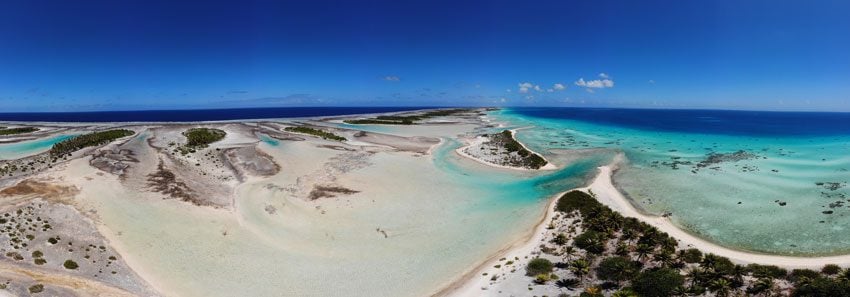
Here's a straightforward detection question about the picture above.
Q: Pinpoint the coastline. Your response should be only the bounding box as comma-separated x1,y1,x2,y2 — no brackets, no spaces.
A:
589,164,850,268
435,190,564,297
439,158,850,296
454,129,557,171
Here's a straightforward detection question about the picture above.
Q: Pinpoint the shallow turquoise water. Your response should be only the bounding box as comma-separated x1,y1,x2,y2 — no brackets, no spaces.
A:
492,109,850,256
0,134,77,160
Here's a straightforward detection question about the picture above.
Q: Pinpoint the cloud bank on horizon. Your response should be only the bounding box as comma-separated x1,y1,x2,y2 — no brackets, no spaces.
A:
0,0,849,112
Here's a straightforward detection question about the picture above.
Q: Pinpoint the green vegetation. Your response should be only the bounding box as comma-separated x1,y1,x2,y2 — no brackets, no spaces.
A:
343,108,469,125
183,128,226,147
596,256,641,283
28,284,44,293
0,127,39,135
632,267,684,297
63,259,79,269
574,230,607,255
678,248,703,263
173,128,226,155
546,190,850,296
489,130,548,169
284,126,346,141
823,264,842,275
525,258,554,276
49,129,134,157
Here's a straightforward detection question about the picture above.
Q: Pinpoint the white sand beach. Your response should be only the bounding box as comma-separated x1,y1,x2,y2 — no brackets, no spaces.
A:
589,163,850,269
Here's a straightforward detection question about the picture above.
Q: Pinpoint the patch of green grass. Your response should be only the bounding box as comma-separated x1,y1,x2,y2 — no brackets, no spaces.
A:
284,127,346,141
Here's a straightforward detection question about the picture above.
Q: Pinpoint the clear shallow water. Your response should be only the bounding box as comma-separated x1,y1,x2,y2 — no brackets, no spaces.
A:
0,134,77,160
496,108,850,256
83,131,607,297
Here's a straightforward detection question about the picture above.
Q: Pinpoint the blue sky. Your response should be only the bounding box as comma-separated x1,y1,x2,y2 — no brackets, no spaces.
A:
1,0,849,111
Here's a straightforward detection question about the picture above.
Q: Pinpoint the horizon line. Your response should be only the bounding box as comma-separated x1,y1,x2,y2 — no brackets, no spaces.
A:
2,105,850,114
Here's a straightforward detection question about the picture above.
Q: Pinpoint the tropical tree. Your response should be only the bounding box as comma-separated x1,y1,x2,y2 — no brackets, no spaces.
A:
561,246,577,262
611,288,639,297
839,268,850,282
596,256,640,284
708,278,732,297
632,267,685,297
620,228,638,245
746,278,774,296
571,259,591,281
636,243,654,262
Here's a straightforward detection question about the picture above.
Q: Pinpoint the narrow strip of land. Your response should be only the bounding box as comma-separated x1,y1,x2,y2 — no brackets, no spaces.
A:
589,164,850,268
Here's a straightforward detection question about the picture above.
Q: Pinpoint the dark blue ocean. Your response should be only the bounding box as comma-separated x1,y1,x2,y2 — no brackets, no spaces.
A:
509,107,850,136
0,107,430,123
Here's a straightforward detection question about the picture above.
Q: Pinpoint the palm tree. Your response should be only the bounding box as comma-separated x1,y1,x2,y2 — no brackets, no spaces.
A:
615,243,630,257
636,244,654,262
700,254,719,273
838,268,850,282
653,249,674,267
571,259,590,282
730,265,746,288
621,228,638,245
746,278,774,296
685,267,704,289
561,246,577,262
708,278,732,297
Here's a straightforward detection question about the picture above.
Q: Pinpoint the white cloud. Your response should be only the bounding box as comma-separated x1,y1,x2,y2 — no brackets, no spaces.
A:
599,73,609,79
553,83,566,91
574,77,614,89
383,76,400,82
518,82,543,93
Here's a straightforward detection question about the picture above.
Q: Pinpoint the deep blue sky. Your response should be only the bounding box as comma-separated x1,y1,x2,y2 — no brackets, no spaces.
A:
1,0,848,112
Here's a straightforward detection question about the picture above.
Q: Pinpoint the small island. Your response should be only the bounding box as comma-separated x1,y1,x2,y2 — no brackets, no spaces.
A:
183,128,226,147
284,126,346,141
0,127,39,136
458,130,551,170
343,109,470,125
49,129,135,157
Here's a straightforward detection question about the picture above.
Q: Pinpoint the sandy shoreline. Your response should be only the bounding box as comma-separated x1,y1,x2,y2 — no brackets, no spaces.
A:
439,158,850,296
436,191,564,297
454,129,557,171
589,163,850,268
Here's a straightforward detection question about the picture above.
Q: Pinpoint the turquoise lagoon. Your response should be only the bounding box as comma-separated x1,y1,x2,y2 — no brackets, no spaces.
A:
0,134,77,160
493,108,850,256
